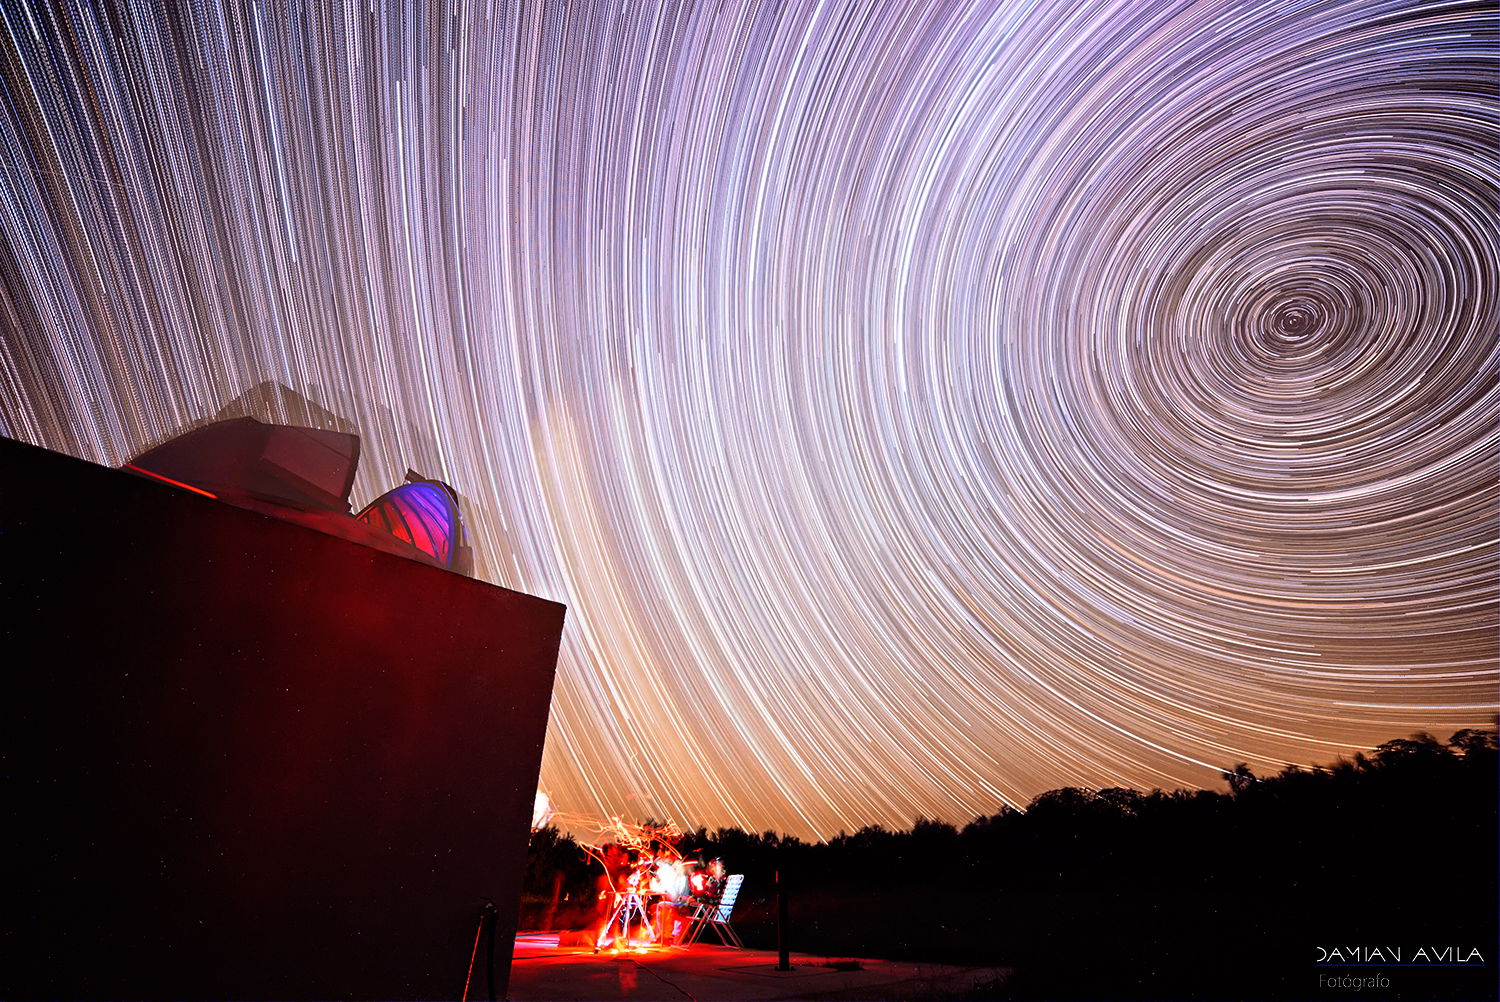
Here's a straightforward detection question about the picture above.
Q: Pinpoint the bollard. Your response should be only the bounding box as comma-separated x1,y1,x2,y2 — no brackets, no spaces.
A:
775,869,792,971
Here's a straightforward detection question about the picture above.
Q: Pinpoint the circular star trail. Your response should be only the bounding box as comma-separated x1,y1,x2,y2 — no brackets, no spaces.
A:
1,0,1495,838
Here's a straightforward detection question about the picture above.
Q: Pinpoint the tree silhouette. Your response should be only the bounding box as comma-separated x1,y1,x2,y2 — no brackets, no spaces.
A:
1222,762,1256,796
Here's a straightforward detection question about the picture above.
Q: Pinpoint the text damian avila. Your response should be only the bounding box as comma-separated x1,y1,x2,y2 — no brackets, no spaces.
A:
1316,945,1487,964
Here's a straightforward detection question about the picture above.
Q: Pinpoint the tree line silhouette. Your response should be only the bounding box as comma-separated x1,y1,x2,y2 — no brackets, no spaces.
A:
524,729,1496,999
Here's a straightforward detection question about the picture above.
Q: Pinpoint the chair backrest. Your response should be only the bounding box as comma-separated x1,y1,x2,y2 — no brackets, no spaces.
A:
712,874,744,921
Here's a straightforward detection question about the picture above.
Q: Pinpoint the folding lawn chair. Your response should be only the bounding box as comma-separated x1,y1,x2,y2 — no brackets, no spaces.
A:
682,873,744,947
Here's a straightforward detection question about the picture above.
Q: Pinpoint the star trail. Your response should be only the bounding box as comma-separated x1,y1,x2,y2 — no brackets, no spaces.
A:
1,0,1495,839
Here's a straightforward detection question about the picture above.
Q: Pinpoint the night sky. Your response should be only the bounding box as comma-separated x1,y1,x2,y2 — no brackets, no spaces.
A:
1,1,1494,839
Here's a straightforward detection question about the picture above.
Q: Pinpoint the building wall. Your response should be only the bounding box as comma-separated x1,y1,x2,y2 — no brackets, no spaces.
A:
2,436,564,1000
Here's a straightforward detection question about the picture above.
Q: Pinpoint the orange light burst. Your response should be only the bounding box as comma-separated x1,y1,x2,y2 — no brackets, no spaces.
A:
543,813,688,953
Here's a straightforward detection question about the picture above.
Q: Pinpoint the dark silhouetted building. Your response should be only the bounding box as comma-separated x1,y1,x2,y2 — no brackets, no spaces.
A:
3,429,563,1000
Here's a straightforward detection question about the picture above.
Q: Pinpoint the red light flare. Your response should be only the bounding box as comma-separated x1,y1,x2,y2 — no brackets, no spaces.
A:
123,464,219,499
553,815,688,954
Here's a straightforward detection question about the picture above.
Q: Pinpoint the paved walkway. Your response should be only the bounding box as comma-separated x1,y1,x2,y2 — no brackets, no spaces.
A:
507,933,1010,1001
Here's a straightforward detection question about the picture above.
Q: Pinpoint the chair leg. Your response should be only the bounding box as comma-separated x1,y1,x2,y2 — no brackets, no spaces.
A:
708,921,743,948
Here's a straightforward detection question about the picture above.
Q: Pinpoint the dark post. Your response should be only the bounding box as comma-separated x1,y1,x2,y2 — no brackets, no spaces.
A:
775,868,792,971
483,899,498,1002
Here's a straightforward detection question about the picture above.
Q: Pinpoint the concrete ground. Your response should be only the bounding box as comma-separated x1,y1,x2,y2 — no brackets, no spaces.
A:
507,933,1011,1001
